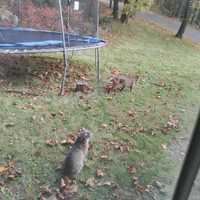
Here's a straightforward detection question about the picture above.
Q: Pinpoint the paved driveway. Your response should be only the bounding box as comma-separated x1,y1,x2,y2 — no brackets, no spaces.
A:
136,11,200,44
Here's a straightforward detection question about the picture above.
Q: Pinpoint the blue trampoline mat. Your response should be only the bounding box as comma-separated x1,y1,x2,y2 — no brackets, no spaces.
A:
0,27,106,51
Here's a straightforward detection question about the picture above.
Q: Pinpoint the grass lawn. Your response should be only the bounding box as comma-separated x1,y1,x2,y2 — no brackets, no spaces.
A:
0,19,200,200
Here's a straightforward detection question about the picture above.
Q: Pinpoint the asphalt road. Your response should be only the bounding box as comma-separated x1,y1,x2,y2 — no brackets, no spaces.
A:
136,11,200,44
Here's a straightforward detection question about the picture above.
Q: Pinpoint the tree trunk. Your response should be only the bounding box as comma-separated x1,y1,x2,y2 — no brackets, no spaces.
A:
113,0,119,19
120,0,129,23
109,0,113,8
175,0,193,39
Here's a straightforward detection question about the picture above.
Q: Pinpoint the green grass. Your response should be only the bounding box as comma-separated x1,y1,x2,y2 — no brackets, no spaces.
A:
1,19,200,199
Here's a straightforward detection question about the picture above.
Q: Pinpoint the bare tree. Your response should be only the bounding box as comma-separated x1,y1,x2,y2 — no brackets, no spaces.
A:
175,0,193,39
109,0,113,8
113,0,119,19
120,0,129,23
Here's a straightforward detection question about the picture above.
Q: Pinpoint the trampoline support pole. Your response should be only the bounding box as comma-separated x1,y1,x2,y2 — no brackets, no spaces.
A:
59,0,68,96
95,48,100,84
96,0,100,85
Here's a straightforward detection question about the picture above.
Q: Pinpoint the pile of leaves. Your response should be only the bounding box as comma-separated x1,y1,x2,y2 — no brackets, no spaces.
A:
0,55,91,95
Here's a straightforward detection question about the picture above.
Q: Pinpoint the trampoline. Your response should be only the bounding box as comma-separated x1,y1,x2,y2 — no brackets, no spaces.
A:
0,27,106,54
0,0,106,95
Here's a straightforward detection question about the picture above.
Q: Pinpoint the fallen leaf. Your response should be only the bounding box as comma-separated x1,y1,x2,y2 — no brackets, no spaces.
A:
128,165,137,174
96,169,105,178
0,165,9,174
101,123,108,129
32,115,37,121
45,139,58,146
111,69,120,76
65,134,76,145
60,140,68,145
132,176,139,184
136,184,146,193
97,181,112,187
161,144,167,150
167,115,179,129
59,177,78,197
154,80,166,87
85,177,96,188
40,185,53,198
136,127,145,133
128,110,135,117
117,123,123,128
63,184,78,194
8,174,16,180
80,76,89,81
100,155,109,160
58,111,64,117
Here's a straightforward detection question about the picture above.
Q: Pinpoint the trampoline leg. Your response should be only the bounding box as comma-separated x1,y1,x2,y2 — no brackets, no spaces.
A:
60,51,68,96
95,48,100,84
58,0,68,96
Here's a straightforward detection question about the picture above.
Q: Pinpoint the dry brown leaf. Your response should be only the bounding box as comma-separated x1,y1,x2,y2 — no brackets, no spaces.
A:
128,165,137,174
111,69,120,76
39,185,53,198
66,138,75,145
59,177,78,197
154,80,166,87
136,184,146,193
101,123,108,129
96,169,105,178
66,134,76,145
136,127,145,133
128,110,135,117
45,139,58,146
58,111,64,117
67,184,78,194
0,165,9,174
80,76,89,81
